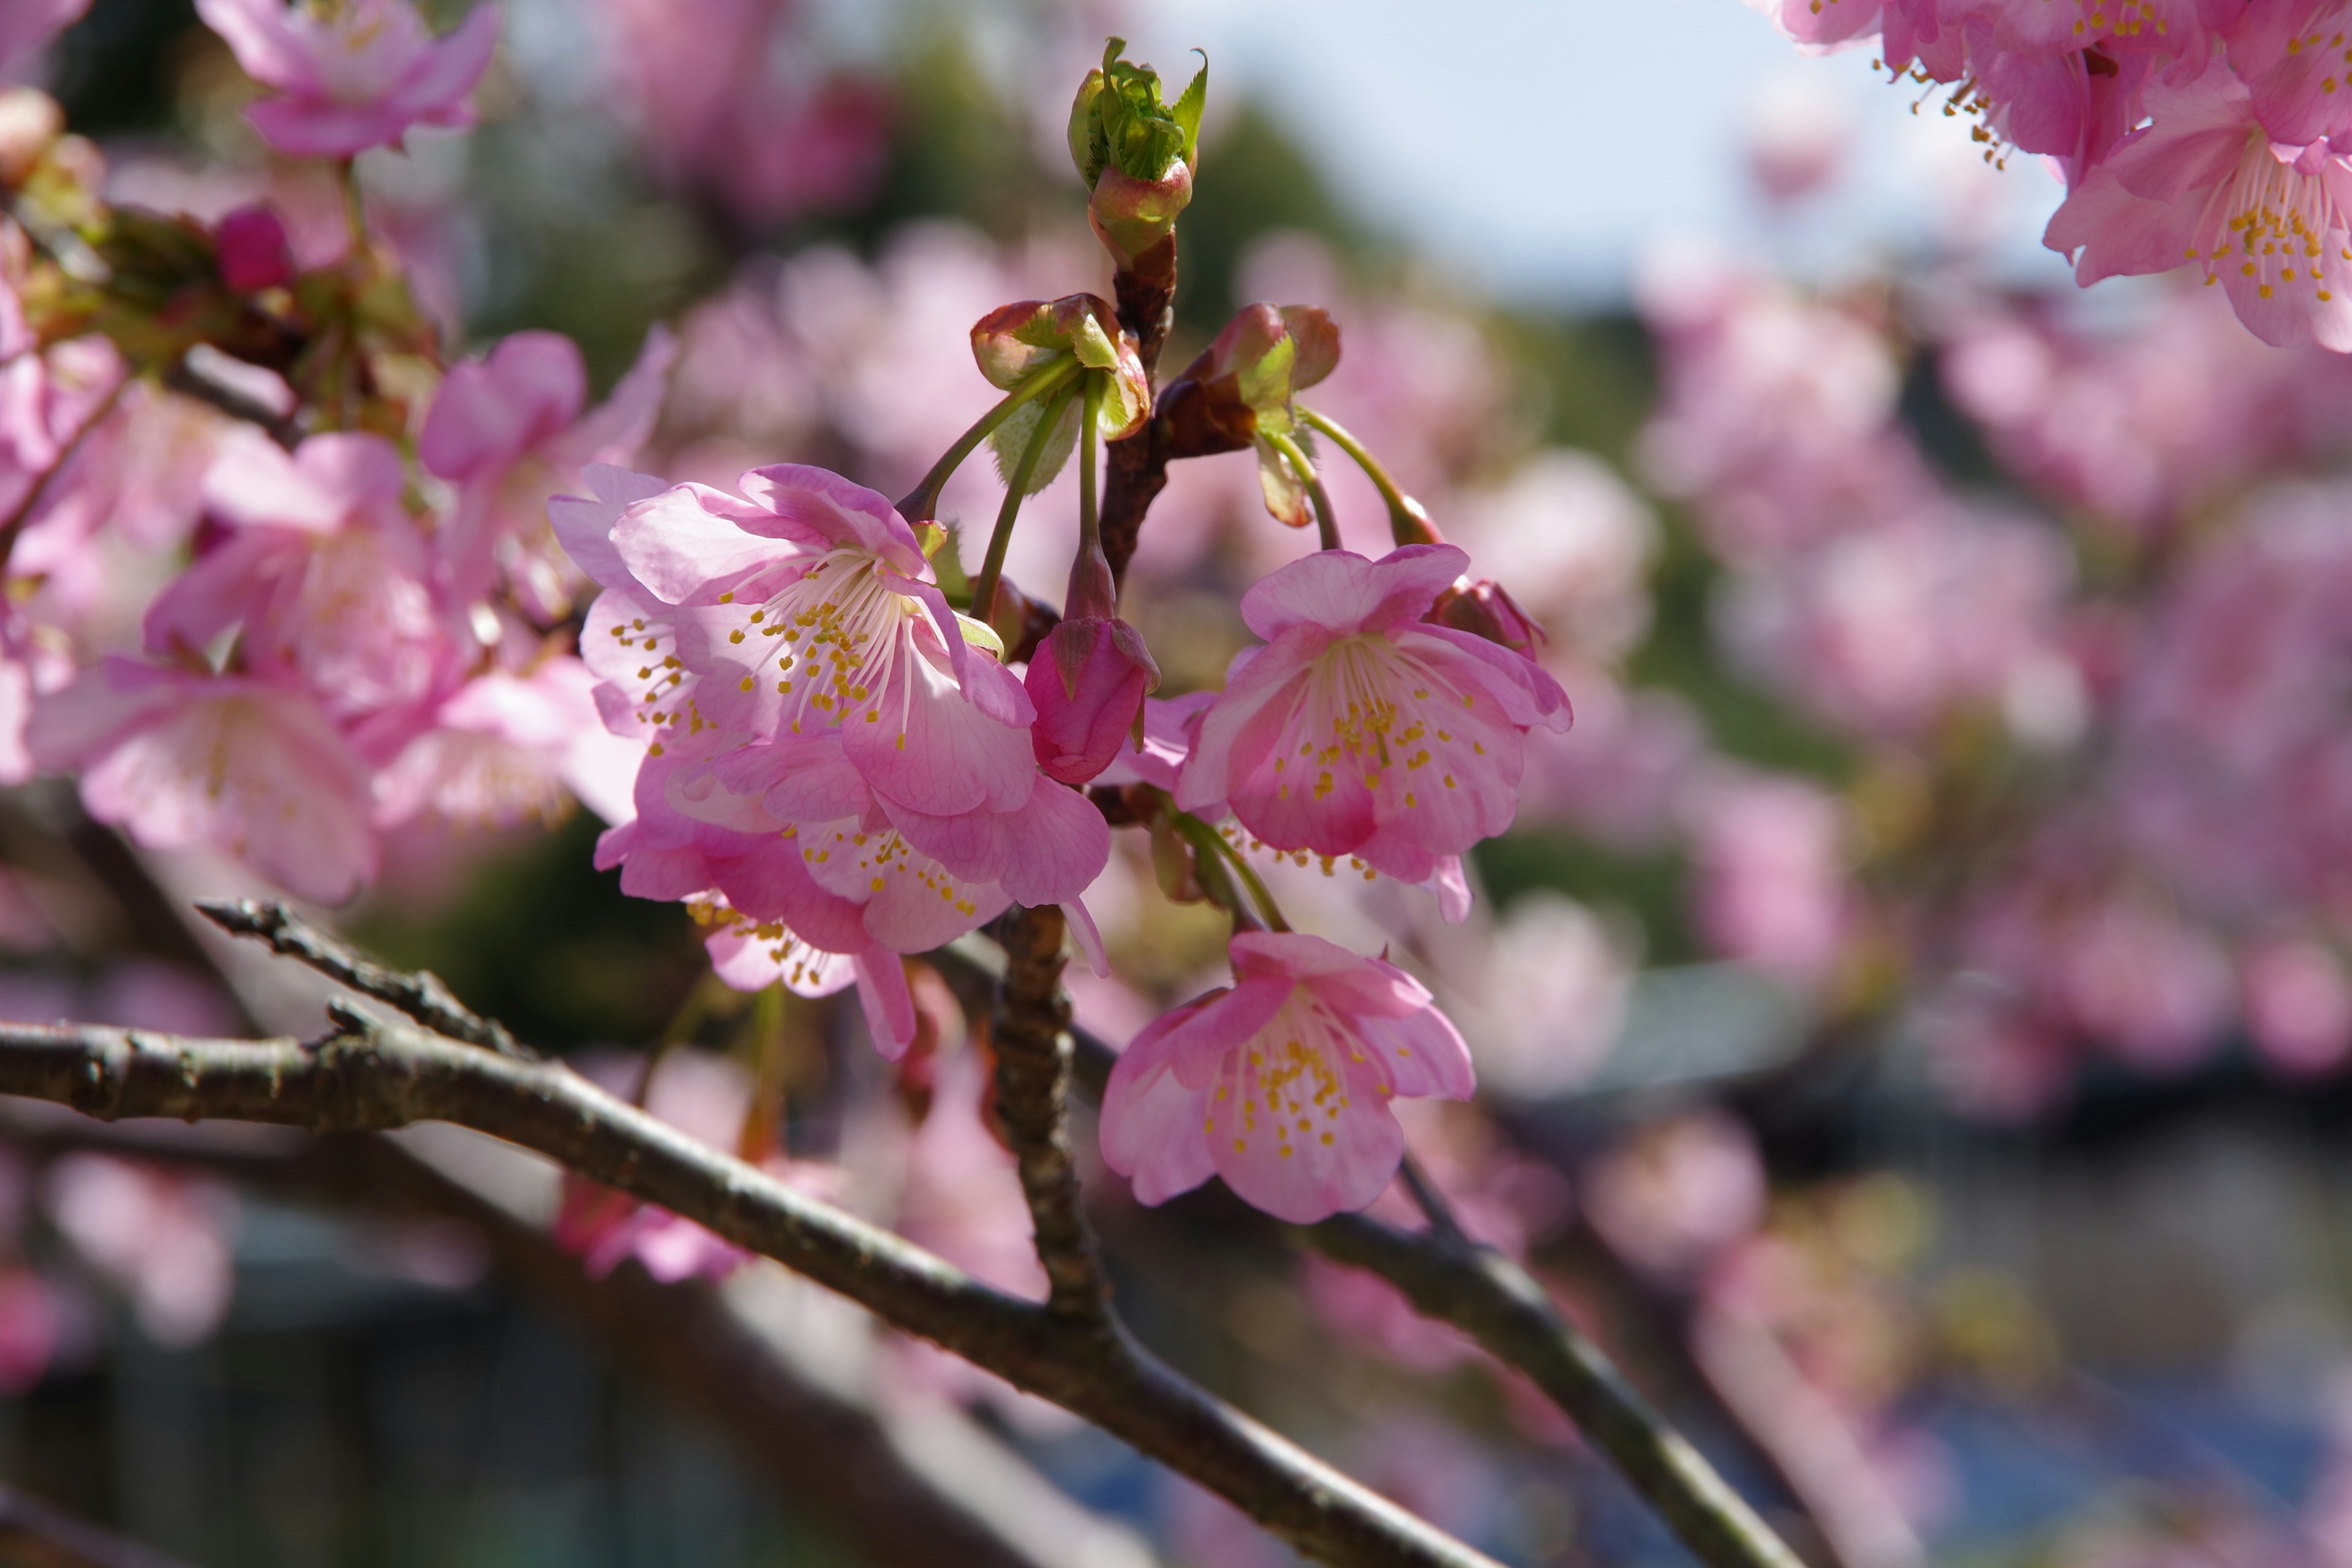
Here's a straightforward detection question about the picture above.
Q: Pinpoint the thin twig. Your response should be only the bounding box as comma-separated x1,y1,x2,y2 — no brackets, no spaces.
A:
1397,1152,1469,1246
0,1011,1500,1568
161,355,302,451
195,898,532,1060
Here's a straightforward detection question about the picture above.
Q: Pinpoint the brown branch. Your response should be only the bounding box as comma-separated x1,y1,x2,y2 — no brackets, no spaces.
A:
987,906,1110,1325
195,897,531,1059
1101,235,1177,589
0,1482,195,1568
979,222,1184,1329
160,355,301,451
930,938,1807,1568
0,1011,1501,1568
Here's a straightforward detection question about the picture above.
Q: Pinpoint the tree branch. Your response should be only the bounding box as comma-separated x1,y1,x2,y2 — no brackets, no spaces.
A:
2,1110,1145,1568
930,938,1808,1568
0,1011,1501,1568
987,906,1111,1325
195,897,531,1059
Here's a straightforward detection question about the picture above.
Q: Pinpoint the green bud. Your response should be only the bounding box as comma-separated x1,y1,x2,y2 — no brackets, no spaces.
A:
1068,37,1205,188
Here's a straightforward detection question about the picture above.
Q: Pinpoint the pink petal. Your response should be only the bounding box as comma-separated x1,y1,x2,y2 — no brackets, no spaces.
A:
1238,544,1469,639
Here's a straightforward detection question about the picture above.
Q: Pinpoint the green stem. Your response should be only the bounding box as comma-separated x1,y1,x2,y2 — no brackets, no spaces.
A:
898,359,1083,522
1172,812,1291,933
1264,430,1340,552
1079,370,1104,555
970,380,1078,624
338,159,367,251
1300,406,1438,546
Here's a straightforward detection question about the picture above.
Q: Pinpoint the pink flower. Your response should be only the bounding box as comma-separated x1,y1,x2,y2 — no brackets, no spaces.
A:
420,326,675,617
693,895,917,1056
371,658,644,831
0,0,89,75
2241,935,2352,1075
680,728,1108,956
28,660,376,903
44,1153,239,1347
148,430,447,726
2046,59,2352,349
603,462,1036,816
1175,545,1570,919
196,0,499,159
1688,773,1852,990
1099,930,1475,1224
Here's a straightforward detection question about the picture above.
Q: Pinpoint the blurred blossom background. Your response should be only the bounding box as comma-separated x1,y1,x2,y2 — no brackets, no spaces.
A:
7,1,2352,1566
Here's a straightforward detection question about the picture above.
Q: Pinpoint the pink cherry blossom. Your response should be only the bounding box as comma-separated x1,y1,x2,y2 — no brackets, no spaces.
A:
1099,930,1475,1224
195,0,498,159
421,326,675,617
676,728,1107,955
1175,545,1569,918
1687,772,1853,991
148,429,447,726
693,894,918,1057
2241,935,2352,1075
43,1153,238,1347
591,0,888,224
604,463,1036,817
371,657,644,831
27,660,376,903
2045,59,2352,350
2225,2,2352,145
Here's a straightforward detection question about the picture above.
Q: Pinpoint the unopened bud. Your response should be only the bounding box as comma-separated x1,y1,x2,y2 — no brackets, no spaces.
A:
216,203,296,292
1067,38,1204,268
1428,576,1547,658
1159,303,1340,526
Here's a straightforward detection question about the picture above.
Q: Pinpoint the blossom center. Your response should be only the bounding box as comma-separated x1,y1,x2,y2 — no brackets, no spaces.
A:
1212,987,1365,1159
730,548,918,737
1275,631,1482,805
2195,135,2351,303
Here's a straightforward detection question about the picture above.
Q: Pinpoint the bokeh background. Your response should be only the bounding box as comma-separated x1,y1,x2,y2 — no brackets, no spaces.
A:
8,2,2352,1566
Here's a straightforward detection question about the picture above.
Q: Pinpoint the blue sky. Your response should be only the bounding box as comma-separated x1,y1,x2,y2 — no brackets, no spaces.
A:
1123,0,2073,303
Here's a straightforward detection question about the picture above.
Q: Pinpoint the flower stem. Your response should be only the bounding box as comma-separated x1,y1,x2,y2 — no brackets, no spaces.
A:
338,158,368,251
970,379,1078,624
897,358,1082,523
1172,811,1292,933
1079,369,1104,556
1299,405,1439,546
1264,430,1340,552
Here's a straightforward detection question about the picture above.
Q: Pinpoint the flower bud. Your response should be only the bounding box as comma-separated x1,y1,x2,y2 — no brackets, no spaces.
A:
1428,576,1547,658
1027,614,1159,785
970,293,1149,491
1066,38,1204,268
216,203,296,292
1158,303,1340,526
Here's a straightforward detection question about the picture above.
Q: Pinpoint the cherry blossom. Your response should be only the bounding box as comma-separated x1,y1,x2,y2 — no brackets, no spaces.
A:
2045,59,2352,350
1100,930,1475,1223
420,327,676,619
195,0,499,159
1176,545,1570,919
27,660,377,903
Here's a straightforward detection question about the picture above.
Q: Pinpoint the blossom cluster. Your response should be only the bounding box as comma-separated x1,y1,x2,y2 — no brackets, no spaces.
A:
1748,0,2352,351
